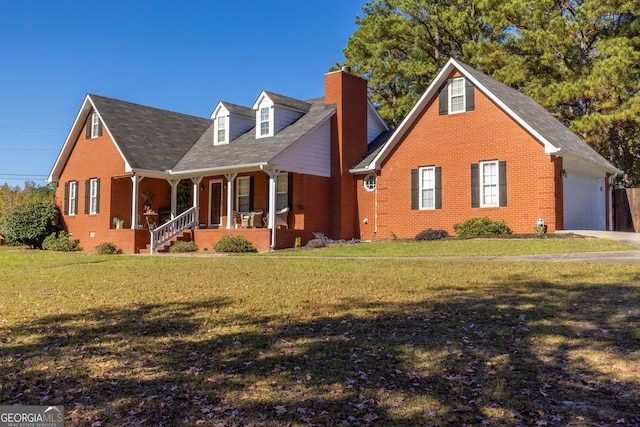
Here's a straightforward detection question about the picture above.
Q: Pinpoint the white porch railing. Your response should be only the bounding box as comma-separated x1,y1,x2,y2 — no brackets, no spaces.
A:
149,207,197,254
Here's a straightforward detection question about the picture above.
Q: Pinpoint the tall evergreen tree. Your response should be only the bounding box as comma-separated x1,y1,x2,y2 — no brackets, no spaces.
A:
340,0,640,184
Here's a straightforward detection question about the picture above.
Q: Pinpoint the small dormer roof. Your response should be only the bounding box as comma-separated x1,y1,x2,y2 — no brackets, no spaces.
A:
212,101,254,119
252,91,312,113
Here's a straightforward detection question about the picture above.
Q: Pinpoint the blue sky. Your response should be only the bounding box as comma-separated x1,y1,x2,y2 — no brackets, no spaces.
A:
0,1,364,187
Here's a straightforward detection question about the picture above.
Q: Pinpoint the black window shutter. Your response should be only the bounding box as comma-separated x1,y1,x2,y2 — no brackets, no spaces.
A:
438,83,448,115
499,161,507,206
465,80,475,111
84,180,90,214
287,173,294,209
85,114,91,139
411,169,419,210
95,178,101,213
249,176,254,212
97,118,103,137
471,163,479,208
63,182,69,215
435,167,442,209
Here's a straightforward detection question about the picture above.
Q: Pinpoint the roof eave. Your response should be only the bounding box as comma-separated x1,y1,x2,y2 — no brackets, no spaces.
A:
168,162,270,179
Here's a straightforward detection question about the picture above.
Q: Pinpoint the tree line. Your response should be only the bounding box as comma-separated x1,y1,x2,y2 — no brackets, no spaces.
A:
339,0,639,185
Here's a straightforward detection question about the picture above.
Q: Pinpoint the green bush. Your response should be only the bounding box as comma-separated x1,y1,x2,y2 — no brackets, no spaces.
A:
415,228,449,241
213,235,257,253
2,201,60,248
42,231,80,251
95,242,121,255
169,240,198,253
453,216,512,238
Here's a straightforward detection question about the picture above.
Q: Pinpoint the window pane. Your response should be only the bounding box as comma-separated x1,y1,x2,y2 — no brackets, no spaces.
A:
420,167,435,209
90,179,98,214
481,162,498,206
450,78,465,113
69,182,77,215
217,117,225,142
276,173,288,210
237,178,250,212
260,107,269,135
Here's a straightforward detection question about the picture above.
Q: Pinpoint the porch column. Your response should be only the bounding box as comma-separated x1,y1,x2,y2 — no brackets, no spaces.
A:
130,176,144,228
191,177,203,225
168,179,179,219
224,173,237,229
266,169,280,249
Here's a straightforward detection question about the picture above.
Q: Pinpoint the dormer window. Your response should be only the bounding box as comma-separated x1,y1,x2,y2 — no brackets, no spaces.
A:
260,107,270,136
216,116,227,144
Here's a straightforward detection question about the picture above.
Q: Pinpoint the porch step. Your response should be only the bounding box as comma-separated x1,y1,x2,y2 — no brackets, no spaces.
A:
139,230,193,254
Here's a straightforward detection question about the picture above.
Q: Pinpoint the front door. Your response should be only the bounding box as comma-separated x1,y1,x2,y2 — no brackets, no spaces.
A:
208,180,223,227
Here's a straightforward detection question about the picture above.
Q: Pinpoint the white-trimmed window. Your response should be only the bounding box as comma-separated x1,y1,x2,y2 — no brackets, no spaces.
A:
91,112,101,138
260,107,270,136
237,177,251,213
420,167,435,209
364,174,377,191
480,160,499,207
276,173,289,210
449,77,465,114
216,116,226,144
89,178,99,214
68,181,78,215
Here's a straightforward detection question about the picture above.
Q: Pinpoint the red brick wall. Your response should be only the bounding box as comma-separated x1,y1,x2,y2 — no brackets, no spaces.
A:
361,70,561,238
55,114,131,252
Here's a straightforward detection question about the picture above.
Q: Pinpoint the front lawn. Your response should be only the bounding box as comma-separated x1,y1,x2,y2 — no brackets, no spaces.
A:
0,243,638,426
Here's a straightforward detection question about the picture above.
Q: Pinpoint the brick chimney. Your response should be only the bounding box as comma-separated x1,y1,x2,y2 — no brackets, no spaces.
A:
324,68,368,240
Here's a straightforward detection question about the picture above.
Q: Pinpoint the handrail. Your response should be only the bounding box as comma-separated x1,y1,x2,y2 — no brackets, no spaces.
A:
149,207,197,254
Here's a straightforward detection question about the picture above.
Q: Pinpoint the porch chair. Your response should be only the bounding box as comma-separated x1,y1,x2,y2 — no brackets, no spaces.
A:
248,209,264,228
275,207,289,229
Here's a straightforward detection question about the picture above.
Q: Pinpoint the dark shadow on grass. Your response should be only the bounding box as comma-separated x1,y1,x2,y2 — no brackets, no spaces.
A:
1,278,639,426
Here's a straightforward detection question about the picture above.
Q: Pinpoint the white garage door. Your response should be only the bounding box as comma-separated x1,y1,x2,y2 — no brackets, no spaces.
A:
563,168,606,230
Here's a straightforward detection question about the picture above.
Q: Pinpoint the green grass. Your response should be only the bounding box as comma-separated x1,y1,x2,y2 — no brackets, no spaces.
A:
1,242,639,426
268,236,636,257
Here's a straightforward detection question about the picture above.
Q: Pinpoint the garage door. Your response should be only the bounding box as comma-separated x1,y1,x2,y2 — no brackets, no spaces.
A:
563,169,606,230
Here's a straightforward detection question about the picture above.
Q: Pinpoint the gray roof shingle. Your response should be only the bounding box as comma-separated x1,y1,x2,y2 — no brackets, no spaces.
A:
90,94,212,171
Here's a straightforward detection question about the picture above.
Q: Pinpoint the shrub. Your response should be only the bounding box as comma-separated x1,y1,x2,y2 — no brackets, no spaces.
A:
95,242,121,255
42,231,80,251
169,240,198,253
415,228,449,241
2,201,60,248
213,235,257,253
453,216,512,238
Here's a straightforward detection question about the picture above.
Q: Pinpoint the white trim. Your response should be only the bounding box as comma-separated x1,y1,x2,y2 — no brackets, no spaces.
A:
479,160,499,208
90,112,100,138
68,180,78,215
89,178,99,214
448,77,466,114
419,166,436,210
363,173,377,192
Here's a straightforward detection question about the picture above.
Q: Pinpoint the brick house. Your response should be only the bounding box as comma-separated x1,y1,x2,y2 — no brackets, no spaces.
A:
351,59,617,240
48,60,616,253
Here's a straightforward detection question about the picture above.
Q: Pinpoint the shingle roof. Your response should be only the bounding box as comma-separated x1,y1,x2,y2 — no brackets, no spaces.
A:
351,130,394,171
263,91,312,112
220,101,254,117
454,61,615,172
173,97,335,173
90,94,212,171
